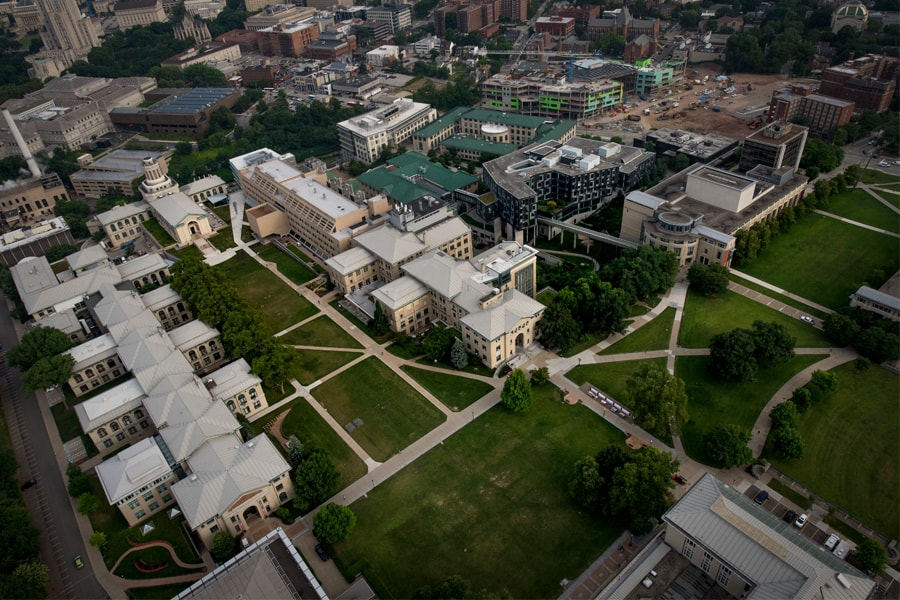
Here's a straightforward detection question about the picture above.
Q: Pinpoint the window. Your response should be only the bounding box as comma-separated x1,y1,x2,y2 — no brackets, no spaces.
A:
107,359,116,369
239,394,247,405
110,422,120,431
700,551,713,573
135,409,144,419
127,426,137,435
276,483,284,491
162,494,172,503
128,500,140,509
683,539,695,560
148,502,159,511
249,389,257,399
157,484,167,494
140,420,149,429
716,565,732,587
210,525,219,534
142,491,154,501
98,428,108,438
135,509,146,520
74,374,83,383
116,433,126,441
122,415,132,425
227,401,236,411
103,439,113,448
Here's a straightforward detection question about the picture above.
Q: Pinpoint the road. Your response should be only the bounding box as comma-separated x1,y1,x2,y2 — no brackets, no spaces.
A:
0,300,107,600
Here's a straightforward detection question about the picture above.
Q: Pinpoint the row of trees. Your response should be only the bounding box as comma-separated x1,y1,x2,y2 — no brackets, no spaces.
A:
626,365,688,440
538,246,679,353
569,445,679,534
709,321,796,382
0,451,47,599
170,258,297,392
823,310,899,364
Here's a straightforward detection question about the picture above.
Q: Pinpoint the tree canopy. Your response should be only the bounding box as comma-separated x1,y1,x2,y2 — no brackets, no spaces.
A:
854,539,887,573
705,424,753,468
7,326,74,370
625,365,688,439
709,328,758,381
294,448,339,513
687,263,730,296
500,369,533,413
313,503,357,544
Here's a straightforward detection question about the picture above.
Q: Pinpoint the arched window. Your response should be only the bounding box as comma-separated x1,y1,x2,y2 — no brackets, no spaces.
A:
98,428,108,438
159,311,166,320
85,368,94,378
107,359,116,368
135,409,144,419
239,394,247,405
110,422,120,431
249,388,257,399
168,306,176,315
122,415,132,425
177,302,185,312
227,401,236,411
189,350,198,361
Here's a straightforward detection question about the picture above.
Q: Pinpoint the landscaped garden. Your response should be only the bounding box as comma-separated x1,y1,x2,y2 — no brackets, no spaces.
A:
310,357,446,462
278,398,368,489
598,308,675,355
735,214,898,311
400,366,494,411
675,354,827,466
278,315,363,349
823,189,899,231
333,384,626,598
291,349,362,385
766,362,899,539
142,217,175,247
678,289,831,348
256,243,317,285
217,250,318,333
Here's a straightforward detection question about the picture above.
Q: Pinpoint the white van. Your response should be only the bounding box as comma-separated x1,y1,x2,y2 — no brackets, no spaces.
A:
824,534,840,551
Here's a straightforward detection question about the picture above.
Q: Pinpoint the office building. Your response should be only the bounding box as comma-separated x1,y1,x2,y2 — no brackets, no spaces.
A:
0,216,74,268
71,149,169,199
739,121,808,173
30,0,100,75
481,75,623,122
257,21,320,57
366,3,410,32
244,4,315,30
819,54,897,113
0,173,68,231
337,99,437,164
114,0,166,29
638,128,739,166
767,84,854,133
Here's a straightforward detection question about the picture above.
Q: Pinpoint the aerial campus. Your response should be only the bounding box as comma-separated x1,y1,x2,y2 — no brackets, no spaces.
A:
0,0,898,598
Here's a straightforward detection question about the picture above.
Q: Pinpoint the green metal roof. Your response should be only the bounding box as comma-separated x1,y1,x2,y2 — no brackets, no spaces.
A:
532,120,578,145
411,106,471,139
412,107,560,139
355,152,477,204
440,136,517,157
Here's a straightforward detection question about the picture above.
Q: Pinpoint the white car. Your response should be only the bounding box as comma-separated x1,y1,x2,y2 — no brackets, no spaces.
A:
799,315,814,325
878,161,890,167
794,513,808,528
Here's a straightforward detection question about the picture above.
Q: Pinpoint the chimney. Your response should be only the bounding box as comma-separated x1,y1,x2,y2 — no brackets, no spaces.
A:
2,109,42,178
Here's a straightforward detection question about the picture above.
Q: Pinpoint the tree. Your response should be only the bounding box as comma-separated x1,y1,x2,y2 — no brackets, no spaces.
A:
854,327,899,363
0,503,39,573
823,313,860,346
807,370,838,400
294,448,339,513
705,424,753,468
287,435,306,469
790,386,813,413
450,338,468,369
750,320,796,368
535,300,581,353
89,531,108,549
210,531,236,561
569,455,603,510
607,447,679,534
413,575,472,599
687,263,730,296
372,301,389,335
22,354,74,394
854,539,887,573
6,326,74,370
724,32,764,72
625,365,688,439
66,464,91,497
183,63,228,87
769,401,798,430
769,426,803,459
709,329,757,381
11,561,49,600
423,326,454,363
530,366,549,386
500,369,532,413
77,492,99,515
251,343,297,393
313,503,357,544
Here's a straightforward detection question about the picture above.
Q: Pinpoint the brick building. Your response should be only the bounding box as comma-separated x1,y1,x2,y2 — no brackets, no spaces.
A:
818,54,897,113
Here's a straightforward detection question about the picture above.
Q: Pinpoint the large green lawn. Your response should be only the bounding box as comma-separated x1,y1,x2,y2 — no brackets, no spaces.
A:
824,189,899,232
567,358,667,405
859,168,898,185
767,363,899,539
736,213,898,311
675,354,827,466
256,243,316,285
279,398,367,490
217,250,318,332
599,308,674,355
292,349,362,385
279,315,363,349
870,189,900,209
334,385,626,598
400,366,494,411
311,358,446,462
678,289,831,348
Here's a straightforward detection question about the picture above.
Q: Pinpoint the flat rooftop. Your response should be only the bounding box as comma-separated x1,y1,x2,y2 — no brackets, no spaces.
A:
149,88,235,115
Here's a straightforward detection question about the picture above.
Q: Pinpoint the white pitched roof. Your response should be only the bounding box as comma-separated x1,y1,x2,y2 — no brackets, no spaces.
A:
93,287,147,331
663,473,874,600
460,290,544,341
370,276,429,311
95,201,151,226
171,434,290,528
116,326,177,371
205,359,261,401
140,283,182,311
96,437,173,504
66,244,108,271
402,250,481,299
67,332,118,366
325,246,376,276
38,308,82,335
148,191,208,228
156,401,239,463
115,252,172,280
418,216,470,249
181,175,225,196
354,225,426,264
132,352,195,392
168,319,219,351
74,377,145,431
12,257,122,316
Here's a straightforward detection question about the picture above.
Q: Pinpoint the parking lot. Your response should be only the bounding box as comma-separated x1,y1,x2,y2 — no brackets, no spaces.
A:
745,484,834,547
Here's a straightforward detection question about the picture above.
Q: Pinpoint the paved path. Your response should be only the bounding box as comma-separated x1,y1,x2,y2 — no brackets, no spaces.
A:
857,182,900,215
814,209,900,238
730,269,833,315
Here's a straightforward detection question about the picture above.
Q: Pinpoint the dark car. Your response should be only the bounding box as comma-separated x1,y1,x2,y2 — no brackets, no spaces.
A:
20,479,36,490
314,544,329,562
753,490,769,505
783,510,797,524
672,474,688,485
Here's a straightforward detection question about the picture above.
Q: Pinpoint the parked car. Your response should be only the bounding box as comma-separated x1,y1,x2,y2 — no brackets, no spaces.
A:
824,534,840,551
314,544,330,562
794,513,808,528
20,479,36,490
754,490,769,505
672,474,688,485
799,315,814,325
783,510,797,524
74,555,84,569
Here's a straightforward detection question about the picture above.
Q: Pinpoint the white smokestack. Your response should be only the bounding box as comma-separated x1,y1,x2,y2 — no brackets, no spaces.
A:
2,109,42,179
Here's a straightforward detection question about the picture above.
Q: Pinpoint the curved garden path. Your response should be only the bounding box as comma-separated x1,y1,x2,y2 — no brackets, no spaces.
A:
108,540,206,575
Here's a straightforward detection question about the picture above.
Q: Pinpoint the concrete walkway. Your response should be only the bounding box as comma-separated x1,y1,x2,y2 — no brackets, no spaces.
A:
814,209,900,238
730,269,834,315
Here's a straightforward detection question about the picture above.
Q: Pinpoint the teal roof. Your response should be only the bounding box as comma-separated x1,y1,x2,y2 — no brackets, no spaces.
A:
532,120,577,145
412,106,470,139
355,152,477,204
412,107,561,140
440,136,517,157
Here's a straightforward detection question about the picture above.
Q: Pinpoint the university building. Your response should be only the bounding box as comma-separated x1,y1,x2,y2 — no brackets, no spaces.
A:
337,99,437,164
480,75,623,122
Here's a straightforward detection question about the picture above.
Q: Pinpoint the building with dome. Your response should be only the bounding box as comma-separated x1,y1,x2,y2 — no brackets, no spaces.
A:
831,0,867,33
138,156,213,246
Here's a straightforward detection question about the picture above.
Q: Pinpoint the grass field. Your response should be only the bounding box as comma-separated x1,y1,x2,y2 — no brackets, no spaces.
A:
859,168,898,185
728,277,829,320
599,308,674,355
333,385,626,598
256,244,316,285
870,189,900,209
675,354,827,467
170,245,203,262
279,398,367,489
292,349,361,385
218,250,318,332
311,358,446,462
823,189,899,231
536,289,557,306
400,366,494,411
208,231,237,251
678,289,832,349
142,218,175,247
278,315,363,349
767,363,899,539
567,358,667,406
736,213,898,311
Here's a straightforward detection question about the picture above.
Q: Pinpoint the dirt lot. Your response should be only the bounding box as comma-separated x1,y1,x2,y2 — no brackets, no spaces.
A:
590,65,811,138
